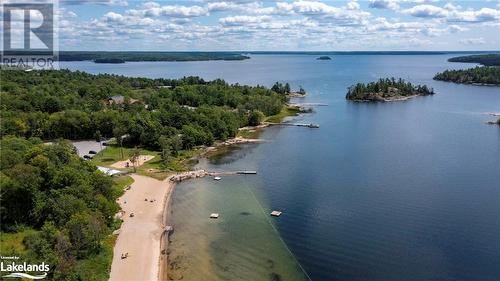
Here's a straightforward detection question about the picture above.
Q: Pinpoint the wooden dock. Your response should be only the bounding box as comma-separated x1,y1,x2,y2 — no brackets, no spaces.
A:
236,171,257,174
268,123,320,128
170,170,258,182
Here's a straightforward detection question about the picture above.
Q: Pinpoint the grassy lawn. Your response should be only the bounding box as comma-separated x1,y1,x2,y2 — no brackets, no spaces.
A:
0,228,36,256
264,106,301,123
91,145,160,168
92,145,201,180
111,175,134,197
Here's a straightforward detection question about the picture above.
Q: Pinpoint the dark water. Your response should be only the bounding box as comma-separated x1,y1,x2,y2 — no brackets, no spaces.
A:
62,55,500,281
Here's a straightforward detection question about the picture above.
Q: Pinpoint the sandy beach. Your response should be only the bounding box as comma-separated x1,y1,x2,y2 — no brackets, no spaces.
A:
111,155,155,169
109,174,174,281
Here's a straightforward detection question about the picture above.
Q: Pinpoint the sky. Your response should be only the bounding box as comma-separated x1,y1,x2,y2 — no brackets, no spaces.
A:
3,0,500,51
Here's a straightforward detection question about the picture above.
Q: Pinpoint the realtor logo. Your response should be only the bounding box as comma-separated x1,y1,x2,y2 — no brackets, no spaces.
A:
1,1,58,69
0,257,50,279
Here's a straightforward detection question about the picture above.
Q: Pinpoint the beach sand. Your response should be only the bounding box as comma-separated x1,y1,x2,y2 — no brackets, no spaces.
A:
109,174,174,281
111,155,155,169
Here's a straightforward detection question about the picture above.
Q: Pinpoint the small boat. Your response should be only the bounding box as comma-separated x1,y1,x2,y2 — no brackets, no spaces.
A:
213,176,222,181
210,213,219,219
270,210,282,217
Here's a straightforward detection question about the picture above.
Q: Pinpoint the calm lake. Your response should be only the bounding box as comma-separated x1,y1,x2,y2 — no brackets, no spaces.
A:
62,54,500,281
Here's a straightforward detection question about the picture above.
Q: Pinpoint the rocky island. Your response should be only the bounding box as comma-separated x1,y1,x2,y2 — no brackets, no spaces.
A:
346,78,435,102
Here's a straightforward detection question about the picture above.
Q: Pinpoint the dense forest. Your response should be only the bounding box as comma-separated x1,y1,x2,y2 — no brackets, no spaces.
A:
57,51,250,62
346,78,435,101
448,54,500,66
0,69,287,149
433,66,500,85
0,137,120,280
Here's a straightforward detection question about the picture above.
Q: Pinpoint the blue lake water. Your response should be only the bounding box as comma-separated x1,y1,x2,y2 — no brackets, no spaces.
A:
62,54,500,281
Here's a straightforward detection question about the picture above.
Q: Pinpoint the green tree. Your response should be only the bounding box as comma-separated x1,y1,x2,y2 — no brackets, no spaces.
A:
129,148,140,172
248,110,264,126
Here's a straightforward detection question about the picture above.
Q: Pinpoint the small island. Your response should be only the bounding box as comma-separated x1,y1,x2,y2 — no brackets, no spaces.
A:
94,58,126,64
434,66,500,85
346,78,435,102
448,54,500,66
317,56,332,60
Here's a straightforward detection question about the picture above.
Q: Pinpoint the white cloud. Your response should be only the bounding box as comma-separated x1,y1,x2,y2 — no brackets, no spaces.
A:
449,8,500,22
55,0,500,51
402,5,448,18
448,24,467,32
443,3,461,11
103,11,124,22
459,37,486,44
369,0,400,10
127,4,208,18
219,15,271,26
346,1,361,10
207,1,261,12
402,4,500,22
61,0,128,6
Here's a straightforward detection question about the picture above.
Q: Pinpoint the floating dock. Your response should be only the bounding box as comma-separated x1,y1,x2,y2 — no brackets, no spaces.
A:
236,171,257,174
270,211,282,217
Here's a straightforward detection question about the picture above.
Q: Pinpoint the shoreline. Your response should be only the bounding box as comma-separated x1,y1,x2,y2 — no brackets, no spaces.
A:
109,174,175,281
348,94,424,102
110,169,258,281
110,104,310,280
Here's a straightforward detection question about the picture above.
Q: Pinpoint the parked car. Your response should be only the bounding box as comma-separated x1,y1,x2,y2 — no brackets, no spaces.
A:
83,155,92,160
89,150,97,154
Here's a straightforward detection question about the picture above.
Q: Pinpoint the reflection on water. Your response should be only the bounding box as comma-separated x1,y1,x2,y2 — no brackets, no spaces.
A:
168,177,308,281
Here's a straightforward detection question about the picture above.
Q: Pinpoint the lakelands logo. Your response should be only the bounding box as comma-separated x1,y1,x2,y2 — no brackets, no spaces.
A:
1,1,59,69
1,259,50,279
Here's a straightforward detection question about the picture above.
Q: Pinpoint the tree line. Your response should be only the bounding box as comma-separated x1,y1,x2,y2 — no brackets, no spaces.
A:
448,54,500,66
433,66,500,85
1,69,287,151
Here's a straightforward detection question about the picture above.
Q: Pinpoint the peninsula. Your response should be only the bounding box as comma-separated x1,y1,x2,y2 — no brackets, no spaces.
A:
447,54,500,66
57,51,250,62
346,78,435,102
434,66,500,85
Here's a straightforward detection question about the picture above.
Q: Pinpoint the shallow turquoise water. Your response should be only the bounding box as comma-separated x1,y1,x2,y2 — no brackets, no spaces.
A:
63,54,500,281
168,175,309,281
